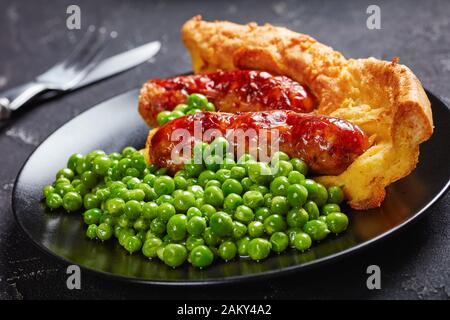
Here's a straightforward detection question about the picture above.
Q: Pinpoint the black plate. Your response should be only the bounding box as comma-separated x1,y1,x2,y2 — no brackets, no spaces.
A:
12,88,450,285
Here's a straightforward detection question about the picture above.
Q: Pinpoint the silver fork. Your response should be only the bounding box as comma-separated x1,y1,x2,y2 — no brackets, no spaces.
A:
0,26,109,119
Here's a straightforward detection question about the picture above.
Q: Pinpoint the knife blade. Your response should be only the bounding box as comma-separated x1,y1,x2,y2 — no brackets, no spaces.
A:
75,40,161,89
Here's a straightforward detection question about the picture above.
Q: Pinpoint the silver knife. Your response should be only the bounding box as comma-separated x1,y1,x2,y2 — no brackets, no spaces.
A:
0,40,161,119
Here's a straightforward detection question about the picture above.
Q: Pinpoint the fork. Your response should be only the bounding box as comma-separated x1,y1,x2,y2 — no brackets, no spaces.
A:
0,26,109,119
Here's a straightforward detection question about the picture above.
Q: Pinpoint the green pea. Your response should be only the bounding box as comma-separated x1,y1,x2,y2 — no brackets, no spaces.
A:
83,193,100,210
173,190,196,212
43,185,54,198
155,167,168,176
270,176,290,196
46,193,63,209
123,200,142,220
62,191,83,212
125,177,140,189
247,238,271,261
204,186,224,207
210,211,233,237
322,203,341,215
232,221,247,240
197,170,216,187
92,155,112,176
150,217,166,236
241,177,253,191
214,169,231,184
200,204,216,218
255,207,271,222
327,186,344,204
167,214,187,240
174,103,189,113
122,235,142,254
318,215,327,223
270,196,289,215
170,110,185,119
157,203,176,222
75,156,91,174
264,214,287,234
287,208,309,228
190,245,214,268
303,220,330,241
186,236,205,251
140,202,157,221
237,236,251,256
290,158,308,175
234,205,254,224
203,227,220,246
287,184,308,208
248,221,265,238
304,200,320,220
117,215,131,228
272,160,293,177
188,93,208,109
249,184,269,196
223,193,244,212
186,207,202,219
187,185,204,198
287,171,305,184
264,193,273,208
109,152,122,161
230,166,247,180
142,237,163,258
209,137,229,156
218,241,237,261
186,216,207,236
67,153,83,172
54,183,74,197
106,198,125,216
133,217,149,231
203,155,221,172
157,111,172,125
80,171,98,189
222,178,243,196
86,224,98,239
270,232,289,253
118,228,135,246
243,191,264,209
247,162,272,185
271,151,290,163
220,158,235,170
310,183,328,207
56,168,75,180
302,179,318,199
96,223,113,241
292,232,312,251
120,146,136,157
205,102,216,112
95,188,111,202
143,173,157,186
83,208,102,225
154,176,175,196
326,212,349,234
101,215,117,226
184,158,204,178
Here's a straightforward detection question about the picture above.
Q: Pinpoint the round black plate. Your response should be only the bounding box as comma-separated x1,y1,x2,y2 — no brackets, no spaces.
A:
12,89,450,285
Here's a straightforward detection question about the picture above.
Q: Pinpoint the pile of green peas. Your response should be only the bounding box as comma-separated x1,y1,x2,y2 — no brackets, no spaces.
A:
157,93,215,126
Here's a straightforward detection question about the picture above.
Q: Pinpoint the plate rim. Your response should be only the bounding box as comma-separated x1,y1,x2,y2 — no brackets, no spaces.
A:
11,88,450,286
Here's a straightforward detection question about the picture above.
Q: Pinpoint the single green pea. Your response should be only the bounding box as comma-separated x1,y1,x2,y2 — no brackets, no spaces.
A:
174,103,189,113
214,169,231,184
290,158,308,175
186,207,203,219
220,157,235,170
125,176,140,189
271,151,290,163
116,215,131,228
95,188,111,202
186,216,207,236
255,207,271,222
322,203,341,215
264,214,287,234
118,228,135,246
204,154,221,172
200,204,216,218
150,217,166,235
92,155,112,176
186,236,205,251
270,232,289,253
156,194,175,206
302,179,318,199
143,173,157,186
142,237,163,258
83,193,100,210
83,208,102,225
205,102,216,112
136,183,154,201
106,198,125,216
86,224,98,239
237,236,251,256
287,171,305,184
157,111,172,125
80,171,98,189
108,152,122,161
170,110,185,119
56,168,75,180
209,137,230,156
195,197,205,208
157,202,176,222
234,205,254,224
173,190,196,212
121,146,136,157
96,223,113,241
197,170,216,187
218,241,237,261
62,191,83,212
210,211,233,237
203,180,221,190
123,235,142,254
303,220,330,241
248,221,265,238
230,166,247,180
188,93,208,109
249,184,269,196
287,184,308,208
75,156,91,175
270,176,290,196
155,167,168,176
222,178,243,196
292,232,312,251
154,175,175,196
247,238,271,261
46,193,63,209
67,153,83,172
186,185,204,198
203,227,220,247
204,186,224,207
310,183,328,207
232,221,248,240
287,208,309,228
270,196,289,215
327,186,344,204
241,177,253,191
54,182,74,197
43,185,54,198
167,214,188,241
133,217,149,231
264,193,273,208
247,162,272,185
304,200,320,220
272,160,293,177
223,193,244,212
243,190,264,209
163,244,187,267
190,245,214,268
101,215,116,226
55,177,71,186
184,158,204,178
123,200,142,220
326,212,349,234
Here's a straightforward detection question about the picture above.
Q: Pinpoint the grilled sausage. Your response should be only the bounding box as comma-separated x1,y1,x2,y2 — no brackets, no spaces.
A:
139,70,315,127
148,111,368,175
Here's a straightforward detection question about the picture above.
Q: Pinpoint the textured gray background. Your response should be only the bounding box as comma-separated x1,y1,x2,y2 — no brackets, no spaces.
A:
0,0,449,299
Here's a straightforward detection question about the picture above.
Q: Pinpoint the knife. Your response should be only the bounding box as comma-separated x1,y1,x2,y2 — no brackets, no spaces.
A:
0,40,161,120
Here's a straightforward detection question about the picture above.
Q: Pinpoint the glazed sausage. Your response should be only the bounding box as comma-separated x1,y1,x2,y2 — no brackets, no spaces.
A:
139,70,316,126
148,111,368,175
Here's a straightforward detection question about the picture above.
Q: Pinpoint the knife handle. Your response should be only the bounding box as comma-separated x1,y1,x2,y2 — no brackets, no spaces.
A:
0,82,48,120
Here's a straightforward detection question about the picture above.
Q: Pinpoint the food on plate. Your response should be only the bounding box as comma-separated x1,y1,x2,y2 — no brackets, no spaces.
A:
147,110,368,175
180,16,434,209
42,141,348,268
138,70,315,127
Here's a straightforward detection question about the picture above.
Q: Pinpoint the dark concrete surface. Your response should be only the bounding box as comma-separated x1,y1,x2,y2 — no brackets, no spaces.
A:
0,0,449,299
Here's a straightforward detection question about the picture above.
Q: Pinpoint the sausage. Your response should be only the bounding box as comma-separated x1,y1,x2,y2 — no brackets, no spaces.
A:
148,111,368,175
139,70,316,126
